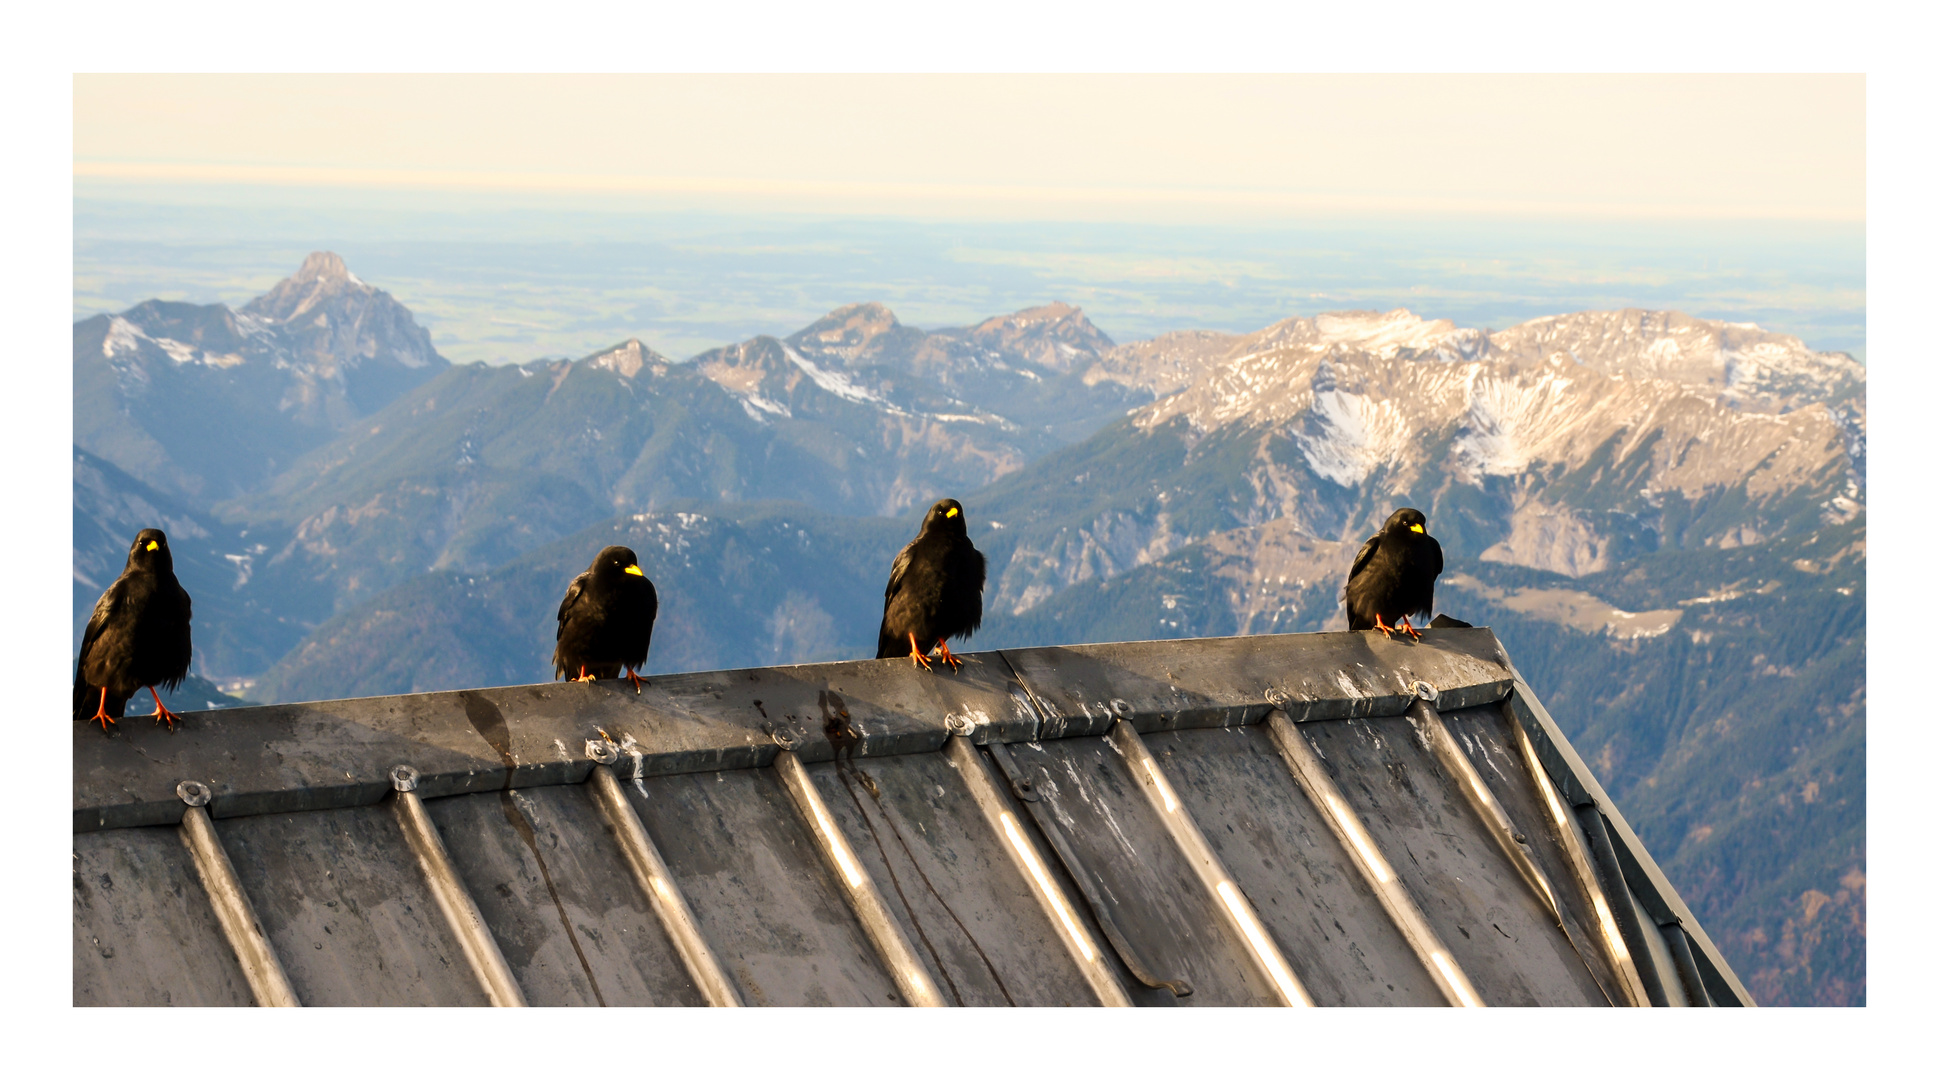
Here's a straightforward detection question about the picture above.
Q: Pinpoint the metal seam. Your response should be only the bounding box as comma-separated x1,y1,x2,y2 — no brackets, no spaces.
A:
771,750,947,1007
586,765,744,1006
177,803,301,1007
391,785,528,1006
1110,719,1315,1007
1502,707,1656,1007
1264,709,1485,1008
942,735,1133,1006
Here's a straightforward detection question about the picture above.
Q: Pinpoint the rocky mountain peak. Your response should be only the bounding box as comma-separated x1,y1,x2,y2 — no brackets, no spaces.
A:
1487,308,1865,414
294,251,359,285
967,302,1115,373
243,251,377,324
582,338,671,380
787,302,923,367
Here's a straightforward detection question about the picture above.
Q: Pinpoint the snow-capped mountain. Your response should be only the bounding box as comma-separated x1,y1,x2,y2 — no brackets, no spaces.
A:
74,252,448,499
968,306,1863,617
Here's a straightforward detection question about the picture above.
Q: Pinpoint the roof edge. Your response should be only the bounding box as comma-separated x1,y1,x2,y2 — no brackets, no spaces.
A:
74,628,1515,833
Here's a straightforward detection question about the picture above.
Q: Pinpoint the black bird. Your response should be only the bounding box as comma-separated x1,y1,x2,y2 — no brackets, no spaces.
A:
74,528,193,731
876,498,986,672
1344,507,1444,640
553,545,658,692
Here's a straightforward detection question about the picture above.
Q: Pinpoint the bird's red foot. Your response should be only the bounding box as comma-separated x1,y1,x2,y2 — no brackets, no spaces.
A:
1396,616,1423,641
907,632,935,672
934,639,964,672
1373,614,1398,640
146,687,182,731
624,667,647,694
89,687,117,731
573,665,597,683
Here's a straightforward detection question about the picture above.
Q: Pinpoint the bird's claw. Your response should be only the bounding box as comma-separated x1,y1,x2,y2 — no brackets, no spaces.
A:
90,710,117,731
147,688,182,731
1397,616,1423,641
908,650,935,672
625,669,648,694
934,640,964,672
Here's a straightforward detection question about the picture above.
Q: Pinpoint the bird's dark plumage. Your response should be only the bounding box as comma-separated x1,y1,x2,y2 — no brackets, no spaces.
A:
554,545,658,690
876,499,986,671
1344,507,1443,639
74,528,194,730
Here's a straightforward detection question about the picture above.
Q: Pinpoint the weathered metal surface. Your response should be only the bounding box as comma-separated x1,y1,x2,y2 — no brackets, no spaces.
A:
213,804,491,1006
1660,923,1713,1007
626,767,904,1005
179,804,301,1006
584,765,743,1006
1575,803,1672,1007
73,826,254,1006
774,750,948,1006
1501,682,1754,1005
1108,721,1314,1006
1298,716,1611,1006
1147,722,1453,1006
1438,703,1652,1007
393,782,528,1006
1407,699,1562,926
940,736,1133,1005
73,651,1043,832
71,630,1745,1008
804,749,1114,1006
424,784,710,1006
994,736,1283,1006
1003,628,1515,739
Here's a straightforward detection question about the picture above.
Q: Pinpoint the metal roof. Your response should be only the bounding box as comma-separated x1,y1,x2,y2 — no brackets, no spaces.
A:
73,628,1751,1007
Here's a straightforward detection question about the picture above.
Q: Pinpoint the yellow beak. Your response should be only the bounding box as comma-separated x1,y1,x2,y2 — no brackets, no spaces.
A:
945,507,959,518
624,565,644,576
1409,524,1424,533
145,540,159,551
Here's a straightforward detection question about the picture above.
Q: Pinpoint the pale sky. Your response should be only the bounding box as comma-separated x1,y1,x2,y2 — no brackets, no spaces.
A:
74,74,1863,224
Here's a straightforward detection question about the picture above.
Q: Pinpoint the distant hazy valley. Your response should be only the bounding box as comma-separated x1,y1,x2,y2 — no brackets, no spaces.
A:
73,253,1864,1005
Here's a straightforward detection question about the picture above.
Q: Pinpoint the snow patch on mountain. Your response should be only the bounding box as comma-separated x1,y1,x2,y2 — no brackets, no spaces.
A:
782,344,882,405
1293,373,1412,486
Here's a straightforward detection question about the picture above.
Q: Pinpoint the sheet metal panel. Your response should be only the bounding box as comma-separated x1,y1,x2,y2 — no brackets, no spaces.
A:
73,826,254,1006
423,786,707,1006
1003,628,1514,739
1437,704,1631,1004
1298,716,1609,1006
1139,726,1449,1006
803,753,1104,1006
628,768,902,1005
1501,683,1752,1004
997,737,1281,1006
214,804,490,1005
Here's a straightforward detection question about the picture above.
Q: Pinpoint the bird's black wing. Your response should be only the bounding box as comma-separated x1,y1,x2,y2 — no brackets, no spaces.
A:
876,539,918,659
882,540,915,602
1347,534,1380,585
1425,535,1443,579
73,582,121,717
556,573,589,641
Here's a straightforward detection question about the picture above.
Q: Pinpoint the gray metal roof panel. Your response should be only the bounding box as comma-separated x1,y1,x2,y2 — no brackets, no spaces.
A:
71,628,1751,1007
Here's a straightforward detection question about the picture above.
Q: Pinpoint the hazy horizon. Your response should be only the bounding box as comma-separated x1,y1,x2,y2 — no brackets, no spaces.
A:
76,190,1866,365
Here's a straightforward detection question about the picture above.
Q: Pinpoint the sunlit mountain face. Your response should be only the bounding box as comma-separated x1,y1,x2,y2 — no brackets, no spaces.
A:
73,253,1864,1005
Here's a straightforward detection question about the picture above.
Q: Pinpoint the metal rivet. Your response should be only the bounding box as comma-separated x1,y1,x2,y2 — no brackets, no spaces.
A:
176,780,212,807
945,714,975,736
586,739,618,764
1411,680,1440,703
389,765,420,792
